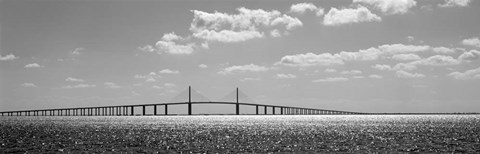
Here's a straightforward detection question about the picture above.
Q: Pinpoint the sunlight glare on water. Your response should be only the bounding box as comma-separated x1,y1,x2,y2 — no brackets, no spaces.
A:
1,115,479,153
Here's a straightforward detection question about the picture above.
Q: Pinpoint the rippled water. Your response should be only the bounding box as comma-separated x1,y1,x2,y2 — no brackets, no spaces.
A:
1,115,479,153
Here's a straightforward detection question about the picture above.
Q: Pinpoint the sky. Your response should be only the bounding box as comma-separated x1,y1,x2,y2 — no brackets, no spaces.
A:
1,0,480,113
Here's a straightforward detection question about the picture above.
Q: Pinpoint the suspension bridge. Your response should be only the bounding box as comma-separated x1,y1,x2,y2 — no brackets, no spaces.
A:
0,86,364,116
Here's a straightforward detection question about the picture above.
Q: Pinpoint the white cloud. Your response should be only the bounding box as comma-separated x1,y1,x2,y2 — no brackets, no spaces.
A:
62,84,96,89
190,7,302,43
407,36,415,42
324,68,337,73
137,45,156,53
219,64,269,75
458,50,480,61
276,52,344,67
21,83,37,88
276,73,297,79
199,64,208,68
155,34,195,54
439,0,471,8
313,77,349,82
290,3,324,16
0,54,18,61
448,66,480,80
393,63,417,71
240,77,261,82
159,69,180,74
65,77,85,82
270,29,281,37
25,63,43,68
104,82,121,88
354,0,417,15
164,83,176,87
378,44,430,54
396,70,426,78
71,48,84,55
462,37,480,48
391,53,421,61
433,47,456,54
162,32,182,41
411,55,460,66
192,30,264,43
152,85,163,89
340,70,363,75
368,74,383,79
323,6,381,26
372,64,392,71
134,72,161,82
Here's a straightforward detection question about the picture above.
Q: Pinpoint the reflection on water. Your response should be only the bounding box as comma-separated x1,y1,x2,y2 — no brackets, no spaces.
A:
1,115,479,153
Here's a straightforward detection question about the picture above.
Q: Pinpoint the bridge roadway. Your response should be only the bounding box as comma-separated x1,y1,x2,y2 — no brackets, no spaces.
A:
0,101,364,116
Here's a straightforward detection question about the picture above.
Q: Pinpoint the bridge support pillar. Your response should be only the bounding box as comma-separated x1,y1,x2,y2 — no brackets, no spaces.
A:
281,107,283,115
154,105,157,116
256,105,258,115
236,87,239,115
188,86,192,115
272,107,275,115
165,105,168,115
142,106,146,116
131,106,134,116
264,106,267,115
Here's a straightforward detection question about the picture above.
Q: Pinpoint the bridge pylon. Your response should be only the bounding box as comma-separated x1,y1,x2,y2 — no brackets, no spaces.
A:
236,87,239,115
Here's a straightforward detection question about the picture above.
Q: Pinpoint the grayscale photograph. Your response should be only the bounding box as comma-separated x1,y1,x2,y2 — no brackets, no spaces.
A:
1,0,479,153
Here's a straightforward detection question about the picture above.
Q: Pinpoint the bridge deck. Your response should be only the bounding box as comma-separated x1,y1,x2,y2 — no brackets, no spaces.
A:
0,101,363,116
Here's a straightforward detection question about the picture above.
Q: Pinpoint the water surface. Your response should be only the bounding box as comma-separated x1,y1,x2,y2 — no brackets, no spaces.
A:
1,115,479,153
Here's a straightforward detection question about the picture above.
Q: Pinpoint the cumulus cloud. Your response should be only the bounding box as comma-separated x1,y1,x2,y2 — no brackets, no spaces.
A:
323,6,381,26
190,7,302,43
369,74,383,79
199,64,208,68
391,53,421,61
411,55,460,66
372,63,417,71
62,84,97,89
240,77,261,82
324,68,337,73
70,48,84,55
458,50,480,61
25,63,43,68
393,63,417,71
0,54,18,61
276,52,344,67
290,3,324,16
448,66,480,80
354,0,417,15
155,32,195,54
159,69,180,74
378,44,430,54
270,29,281,37
439,0,471,8
340,70,363,75
137,45,156,53
104,82,121,88
134,72,161,82
65,77,85,82
218,64,269,75
276,73,297,79
433,47,456,54
276,48,381,67
312,77,349,82
21,83,37,88
372,64,392,71
396,70,426,78
462,37,480,48
164,83,176,87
